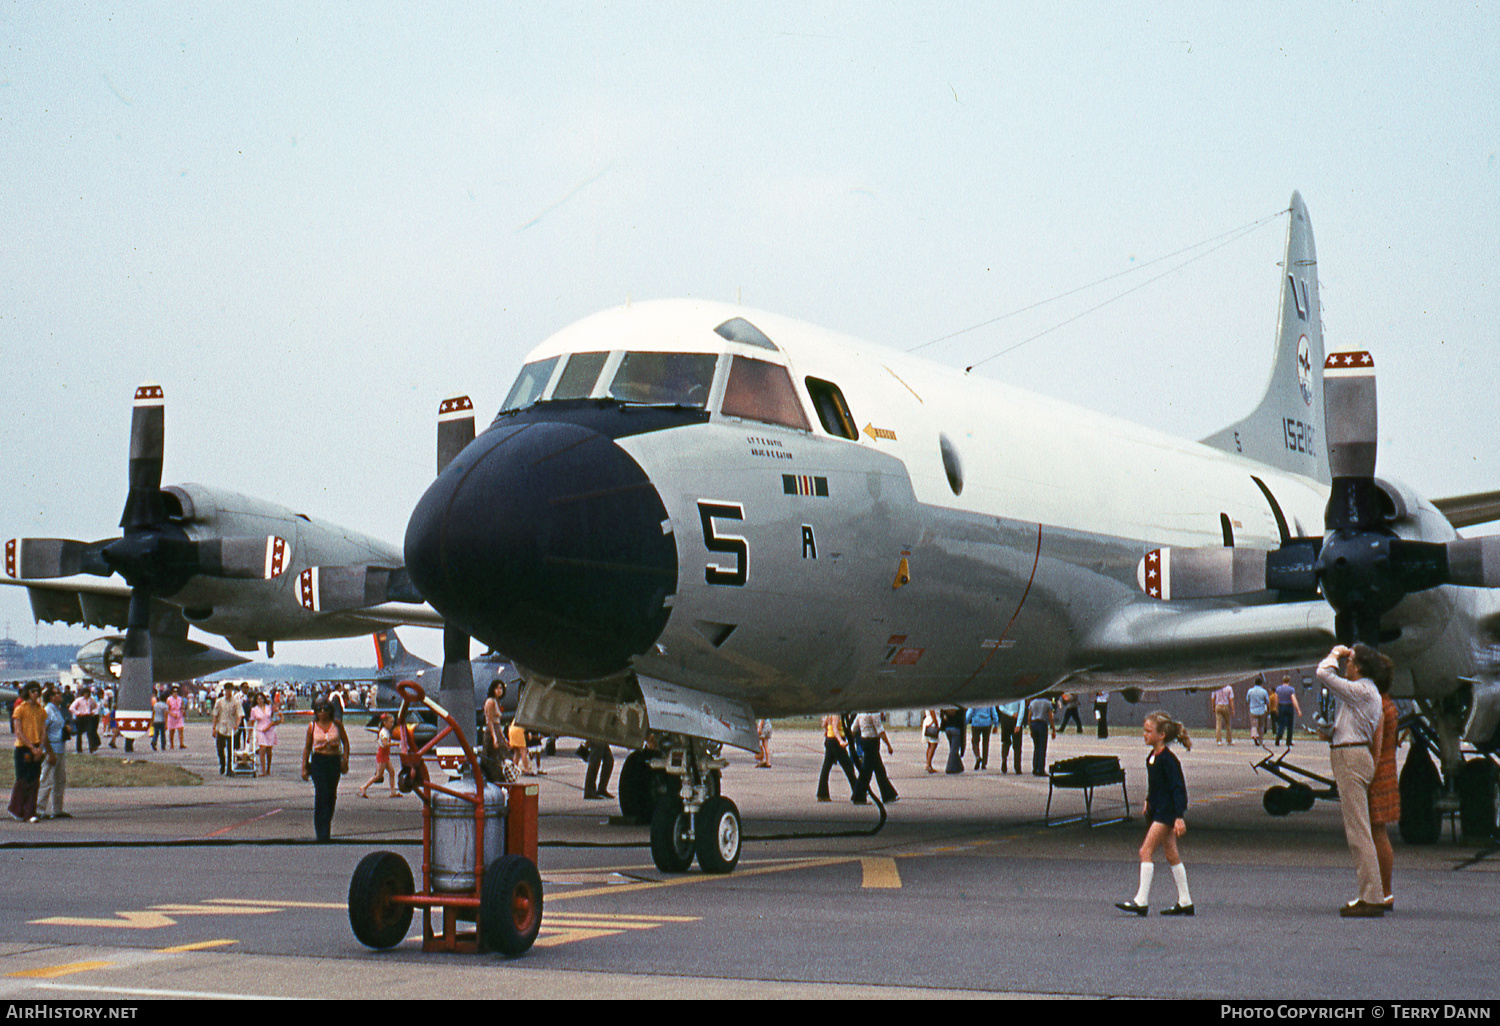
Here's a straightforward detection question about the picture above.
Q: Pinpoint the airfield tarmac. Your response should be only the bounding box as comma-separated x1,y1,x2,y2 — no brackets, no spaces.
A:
1,720,1496,1002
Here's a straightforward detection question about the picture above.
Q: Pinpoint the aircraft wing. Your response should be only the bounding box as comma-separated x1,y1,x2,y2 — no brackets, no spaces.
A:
0,575,133,629
1,575,445,632
1434,489,1500,529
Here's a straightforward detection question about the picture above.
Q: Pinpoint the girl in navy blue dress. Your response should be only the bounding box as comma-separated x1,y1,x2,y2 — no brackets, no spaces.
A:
1115,711,1195,916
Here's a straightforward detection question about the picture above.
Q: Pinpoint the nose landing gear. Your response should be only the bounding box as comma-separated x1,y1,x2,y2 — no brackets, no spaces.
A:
646,734,742,874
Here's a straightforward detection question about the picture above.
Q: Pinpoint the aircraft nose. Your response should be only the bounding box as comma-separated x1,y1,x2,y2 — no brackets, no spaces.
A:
404,420,678,680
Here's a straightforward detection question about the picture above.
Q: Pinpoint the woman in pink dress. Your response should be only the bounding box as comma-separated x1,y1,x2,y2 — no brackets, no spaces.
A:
165,687,186,749
249,692,281,777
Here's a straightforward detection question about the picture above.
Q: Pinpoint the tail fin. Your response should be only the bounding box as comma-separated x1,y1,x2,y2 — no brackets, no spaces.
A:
372,628,433,673
1200,192,1330,484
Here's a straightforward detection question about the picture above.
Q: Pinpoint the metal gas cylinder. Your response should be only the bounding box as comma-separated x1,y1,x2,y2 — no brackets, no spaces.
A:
429,777,509,893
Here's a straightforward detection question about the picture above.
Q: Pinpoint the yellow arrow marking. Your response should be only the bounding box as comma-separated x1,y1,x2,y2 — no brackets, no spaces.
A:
532,912,702,949
534,927,624,948
863,423,898,442
30,911,176,929
860,857,902,888
8,961,115,979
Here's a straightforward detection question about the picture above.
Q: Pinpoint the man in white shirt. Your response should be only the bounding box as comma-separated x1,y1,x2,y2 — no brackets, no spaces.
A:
1316,644,1388,917
850,712,898,806
1211,684,1236,745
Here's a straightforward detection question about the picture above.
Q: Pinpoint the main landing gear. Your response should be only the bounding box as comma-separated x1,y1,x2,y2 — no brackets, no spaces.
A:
1398,704,1500,845
630,734,742,875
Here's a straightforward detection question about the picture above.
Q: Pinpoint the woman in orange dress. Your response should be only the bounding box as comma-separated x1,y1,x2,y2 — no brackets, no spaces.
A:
1368,686,1400,911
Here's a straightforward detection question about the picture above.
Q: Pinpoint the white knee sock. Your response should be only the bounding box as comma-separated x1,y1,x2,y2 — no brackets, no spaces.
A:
1171,862,1192,906
1133,862,1154,905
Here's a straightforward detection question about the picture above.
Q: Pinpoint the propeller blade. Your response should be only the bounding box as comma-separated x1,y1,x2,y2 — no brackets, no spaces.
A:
4,537,114,579
435,397,479,744
1138,547,1268,600
196,536,291,580
297,565,419,613
1323,350,1377,479
438,623,477,745
121,383,167,531
116,586,156,718
437,395,475,474
1446,536,1500,589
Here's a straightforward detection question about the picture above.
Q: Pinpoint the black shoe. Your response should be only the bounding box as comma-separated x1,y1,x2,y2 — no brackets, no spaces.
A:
1161,903,1195,916
1115,901,1148,917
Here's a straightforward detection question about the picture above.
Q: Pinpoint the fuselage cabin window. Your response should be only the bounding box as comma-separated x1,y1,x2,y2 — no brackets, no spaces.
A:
804,377,858,440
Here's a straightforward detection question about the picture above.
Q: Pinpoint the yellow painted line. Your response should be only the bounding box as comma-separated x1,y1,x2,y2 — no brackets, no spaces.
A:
157,939,238,953
206,898,345,910
546,912,700,923
149,904,278,916
8,961,114,979
860,857,902,889
542,918,682,931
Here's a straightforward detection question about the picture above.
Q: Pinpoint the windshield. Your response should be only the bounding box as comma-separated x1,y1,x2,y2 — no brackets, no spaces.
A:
607,352,718,407
500,357,558,411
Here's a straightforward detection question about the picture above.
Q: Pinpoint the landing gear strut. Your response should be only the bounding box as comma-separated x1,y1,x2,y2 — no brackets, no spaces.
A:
645,734,741,874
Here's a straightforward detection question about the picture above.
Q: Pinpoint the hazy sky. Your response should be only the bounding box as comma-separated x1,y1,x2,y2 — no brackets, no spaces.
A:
3,2,1497,669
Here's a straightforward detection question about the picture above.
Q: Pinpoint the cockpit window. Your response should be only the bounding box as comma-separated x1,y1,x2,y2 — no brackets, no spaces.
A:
500,357,559,412
721,356,811,431
552,351,609,400
608,352,718,407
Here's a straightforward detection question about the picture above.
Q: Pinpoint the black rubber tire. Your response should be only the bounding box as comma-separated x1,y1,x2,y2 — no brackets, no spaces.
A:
348,851,415,949
619,749,667,824
1399,746,1443,845
694,796,741,875
1289,784,1317,812
650,799,695,873
1456,758,1499,842
1262,786,1292,816
479,854,543,957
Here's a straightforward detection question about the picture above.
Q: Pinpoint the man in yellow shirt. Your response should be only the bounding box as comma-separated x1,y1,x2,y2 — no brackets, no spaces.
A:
9,683,46,822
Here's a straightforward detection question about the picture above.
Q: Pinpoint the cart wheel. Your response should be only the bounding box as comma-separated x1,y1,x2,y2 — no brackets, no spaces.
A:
1263,785,1292,816
348,851,414,949
650,799,695,873
479,854,543,957
1289,784,1316,812
694,796,741,874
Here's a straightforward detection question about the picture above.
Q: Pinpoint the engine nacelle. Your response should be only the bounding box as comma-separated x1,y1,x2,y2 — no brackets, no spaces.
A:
76,635,250,684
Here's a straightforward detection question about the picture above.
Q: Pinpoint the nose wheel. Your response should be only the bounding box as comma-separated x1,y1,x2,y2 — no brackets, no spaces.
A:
646,735,742,874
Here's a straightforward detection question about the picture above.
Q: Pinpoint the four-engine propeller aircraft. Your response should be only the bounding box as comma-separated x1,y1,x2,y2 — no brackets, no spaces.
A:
3,385,442,738
403,192,1500,873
